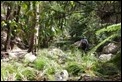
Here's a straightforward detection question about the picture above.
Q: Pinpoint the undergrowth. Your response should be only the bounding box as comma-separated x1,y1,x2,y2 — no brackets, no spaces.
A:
1,47,120,81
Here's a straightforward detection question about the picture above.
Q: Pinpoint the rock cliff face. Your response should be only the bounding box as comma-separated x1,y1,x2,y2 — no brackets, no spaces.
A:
1,30,26,51
1,31,7,50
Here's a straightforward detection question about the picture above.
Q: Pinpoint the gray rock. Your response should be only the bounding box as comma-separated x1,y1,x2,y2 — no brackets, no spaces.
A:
55,70,69,81
99,53,113,61
102,43,120,54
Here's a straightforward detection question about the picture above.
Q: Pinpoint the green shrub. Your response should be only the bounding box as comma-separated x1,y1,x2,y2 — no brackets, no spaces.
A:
97,63,119,75
21,68,36,80
66,63,82,76
47,67,55,74
34,58,46,70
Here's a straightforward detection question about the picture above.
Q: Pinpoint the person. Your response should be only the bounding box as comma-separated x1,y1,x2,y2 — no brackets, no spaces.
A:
80,38,89,51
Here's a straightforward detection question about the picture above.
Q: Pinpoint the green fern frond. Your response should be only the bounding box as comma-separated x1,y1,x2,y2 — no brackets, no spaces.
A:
89,34,118,53
96,23,121,35
89,23,121,54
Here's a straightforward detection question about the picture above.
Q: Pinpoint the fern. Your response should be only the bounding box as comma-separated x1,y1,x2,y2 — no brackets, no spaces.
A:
89,34,118,53
96,23,121,35
89,23,121,53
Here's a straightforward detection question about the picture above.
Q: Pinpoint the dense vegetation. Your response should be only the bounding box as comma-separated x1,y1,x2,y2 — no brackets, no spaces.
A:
1,1,121,81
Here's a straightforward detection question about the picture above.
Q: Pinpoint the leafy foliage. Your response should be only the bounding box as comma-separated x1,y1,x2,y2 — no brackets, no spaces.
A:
66,64,82,76
96,23,121,35
90,23,121,53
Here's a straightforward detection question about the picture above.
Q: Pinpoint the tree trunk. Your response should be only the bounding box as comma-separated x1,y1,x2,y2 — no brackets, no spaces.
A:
28,2,34,53
5,7,12,51
16,5,21,23
28,2,40,55
34,2,40,55
12,5,21,38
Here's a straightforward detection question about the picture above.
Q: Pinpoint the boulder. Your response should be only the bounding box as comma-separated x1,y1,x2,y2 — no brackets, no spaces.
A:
102,43,120,54
55,70,69,81
99,53,113,61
